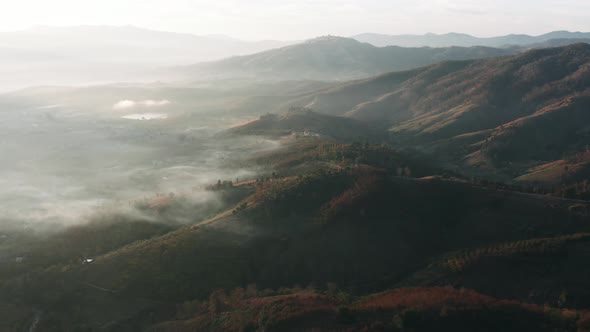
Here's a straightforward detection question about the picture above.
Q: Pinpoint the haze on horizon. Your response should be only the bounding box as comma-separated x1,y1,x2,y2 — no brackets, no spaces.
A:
1,0,589,41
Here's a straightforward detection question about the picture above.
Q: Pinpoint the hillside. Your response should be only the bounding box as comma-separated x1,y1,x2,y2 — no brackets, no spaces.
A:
400,233,590,309
519,38,590,50
4,137,590,330
352,30,590,48
180,36,513,81
26,175,590,329
151,287,582,332
226,107,382,141
286,43,590,178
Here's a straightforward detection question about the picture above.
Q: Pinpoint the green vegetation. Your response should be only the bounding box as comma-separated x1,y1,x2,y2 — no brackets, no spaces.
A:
5,133,590,330
4,43,590,331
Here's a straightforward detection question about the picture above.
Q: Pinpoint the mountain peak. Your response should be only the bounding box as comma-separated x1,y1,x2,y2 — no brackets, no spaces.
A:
304,35,358,43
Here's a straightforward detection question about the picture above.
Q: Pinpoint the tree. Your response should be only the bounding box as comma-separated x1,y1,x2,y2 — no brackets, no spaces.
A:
208,289,226,318
404,166,412,177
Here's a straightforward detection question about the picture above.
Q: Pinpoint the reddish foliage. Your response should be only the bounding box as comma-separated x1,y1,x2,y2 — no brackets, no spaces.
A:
319,172,384,221
353,287,538,313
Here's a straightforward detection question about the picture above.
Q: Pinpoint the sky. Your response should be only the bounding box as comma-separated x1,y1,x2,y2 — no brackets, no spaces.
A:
1,0,589,40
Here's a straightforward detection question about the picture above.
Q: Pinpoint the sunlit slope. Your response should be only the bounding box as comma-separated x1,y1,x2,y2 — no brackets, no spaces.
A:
181,36,513,81
292,44,590,138
283,44,590,179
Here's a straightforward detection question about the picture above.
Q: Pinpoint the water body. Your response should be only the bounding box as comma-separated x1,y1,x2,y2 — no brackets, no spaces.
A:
121,113,168,120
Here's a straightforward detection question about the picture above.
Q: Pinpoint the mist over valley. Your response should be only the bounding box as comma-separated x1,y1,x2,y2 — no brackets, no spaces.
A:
2,3,590,330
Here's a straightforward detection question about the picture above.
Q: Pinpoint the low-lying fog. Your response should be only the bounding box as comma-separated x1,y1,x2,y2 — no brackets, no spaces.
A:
0,92,277,234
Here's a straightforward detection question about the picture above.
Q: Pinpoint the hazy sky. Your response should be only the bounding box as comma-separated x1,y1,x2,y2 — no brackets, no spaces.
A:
2,0,589,40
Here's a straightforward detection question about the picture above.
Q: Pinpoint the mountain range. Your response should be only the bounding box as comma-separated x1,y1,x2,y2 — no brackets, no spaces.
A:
5,27,590,331
1,26,589,91
179,36,515,81
352,31,590,48
227,43,590,183
178,35,590,82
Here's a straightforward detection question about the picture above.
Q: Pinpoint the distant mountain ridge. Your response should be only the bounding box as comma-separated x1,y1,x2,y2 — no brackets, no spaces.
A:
352,30,590,48
179,36,515,81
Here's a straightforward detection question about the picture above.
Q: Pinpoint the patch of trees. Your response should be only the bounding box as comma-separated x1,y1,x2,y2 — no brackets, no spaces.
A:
253,140,433,177
169,287,581,332
207,179,234,191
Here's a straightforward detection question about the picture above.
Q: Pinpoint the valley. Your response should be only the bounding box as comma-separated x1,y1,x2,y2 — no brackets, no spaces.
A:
1,21,590,331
